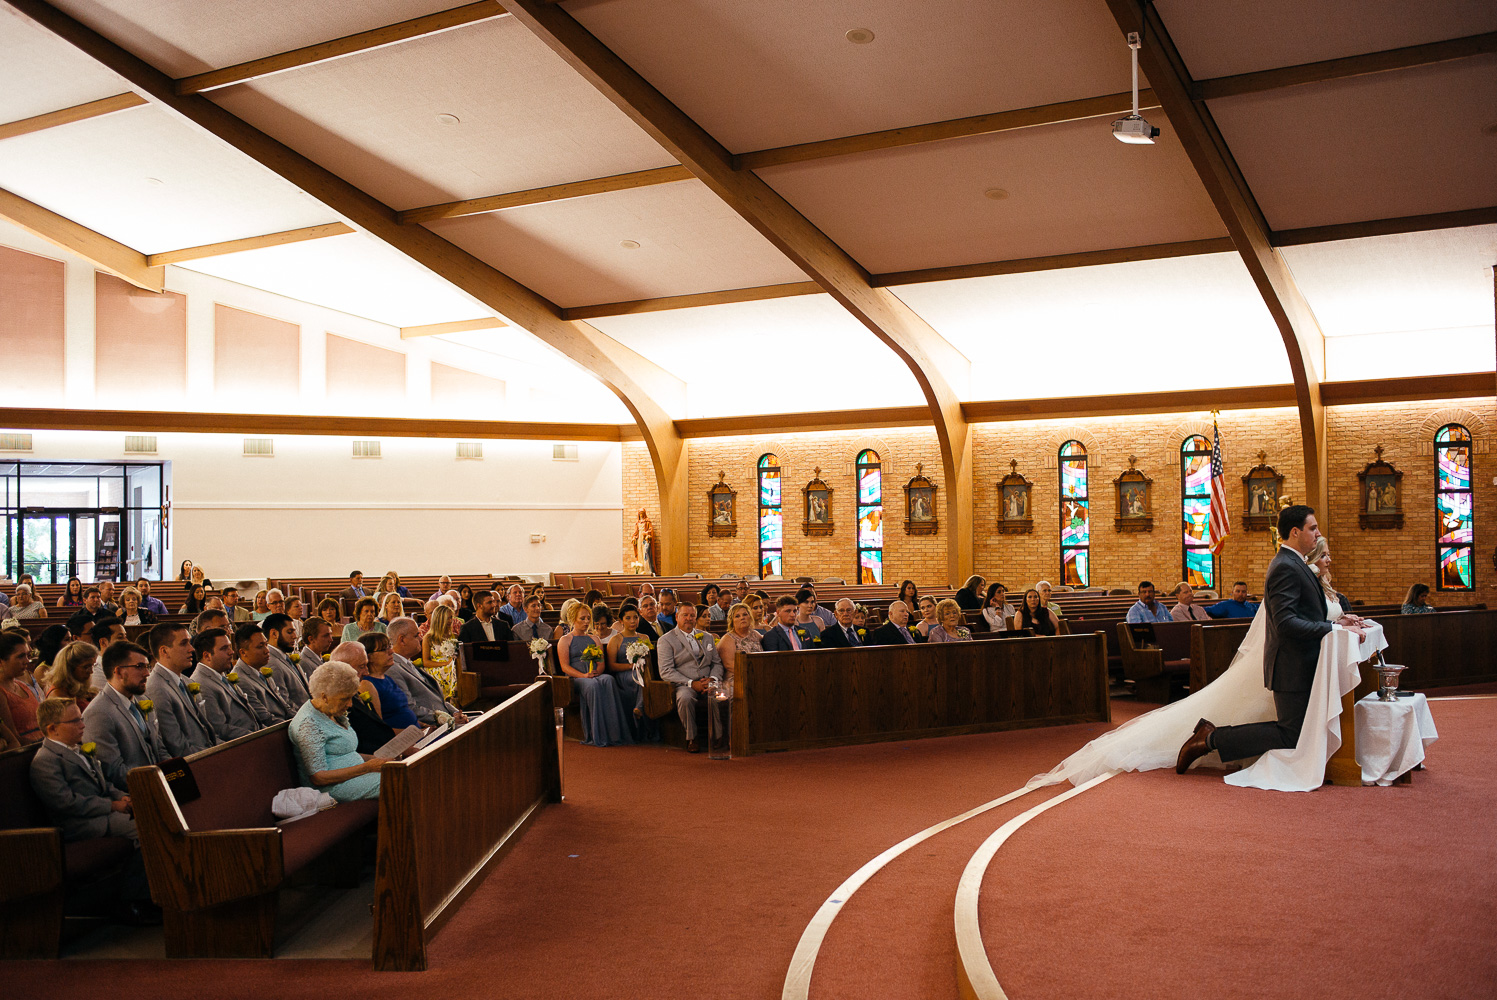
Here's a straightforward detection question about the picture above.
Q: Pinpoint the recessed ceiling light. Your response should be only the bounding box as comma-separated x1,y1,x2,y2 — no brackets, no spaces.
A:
983,188,1009,201
619,240,640,250
145,177,164,187
845,28,875,44
435,113,461,126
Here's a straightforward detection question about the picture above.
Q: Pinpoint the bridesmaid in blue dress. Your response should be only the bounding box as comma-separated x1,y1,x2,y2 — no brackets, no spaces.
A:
357,633,420,729
289,661,383,801
558,604,633,747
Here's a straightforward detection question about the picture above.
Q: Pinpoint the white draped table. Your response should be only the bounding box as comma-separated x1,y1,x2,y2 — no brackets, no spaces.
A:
1354,692,1438,786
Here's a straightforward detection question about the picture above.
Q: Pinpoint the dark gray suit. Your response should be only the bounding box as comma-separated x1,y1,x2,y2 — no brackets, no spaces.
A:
144,664,218,757
82,684,170,773
1212,545,1335,763
29,738,136,842
190,663,263,741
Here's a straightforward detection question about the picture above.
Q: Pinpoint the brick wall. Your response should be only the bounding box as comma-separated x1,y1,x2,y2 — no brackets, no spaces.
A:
621,398,1495,602
621,441,662,572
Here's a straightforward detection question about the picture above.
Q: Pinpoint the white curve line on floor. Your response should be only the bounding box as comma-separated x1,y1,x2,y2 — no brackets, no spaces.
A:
954,771,1119,1000
781,783,1041,1000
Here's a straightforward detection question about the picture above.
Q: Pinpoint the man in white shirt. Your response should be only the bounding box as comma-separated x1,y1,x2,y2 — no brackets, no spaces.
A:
458,591,514,644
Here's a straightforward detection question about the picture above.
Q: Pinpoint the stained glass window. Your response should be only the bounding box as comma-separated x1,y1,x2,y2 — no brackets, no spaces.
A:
856,450,883,584
1435,424,1473,591
1059,441,1089,588
758,454,782,579
1181,435,1214,589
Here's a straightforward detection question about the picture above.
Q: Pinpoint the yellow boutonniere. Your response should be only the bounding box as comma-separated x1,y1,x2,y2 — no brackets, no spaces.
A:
357,690,373,705
81,741,97,756
857,629,866,637
226,672,239,684
290,652,300,664
259,665,274,677
412,657,423,667
693,631,706,641
136,698,153,714
186,682,201,695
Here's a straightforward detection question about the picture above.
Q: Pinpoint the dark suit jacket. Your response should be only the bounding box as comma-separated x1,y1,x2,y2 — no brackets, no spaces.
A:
636,620,660,643
818,622,865,648
459,615,514,645
760,622,821,652
867,622,922,645
1263,545,1333,692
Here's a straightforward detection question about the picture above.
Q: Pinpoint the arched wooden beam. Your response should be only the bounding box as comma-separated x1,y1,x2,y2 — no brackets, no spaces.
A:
504,0,975,585
5,0,691,572
1104,0,1330,512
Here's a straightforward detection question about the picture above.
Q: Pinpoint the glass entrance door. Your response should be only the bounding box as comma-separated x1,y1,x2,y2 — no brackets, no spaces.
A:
21,514,71,584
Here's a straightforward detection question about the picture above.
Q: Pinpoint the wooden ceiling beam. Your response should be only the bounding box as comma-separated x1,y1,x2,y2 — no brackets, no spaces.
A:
874,237,1235,287
399,165,693,224
563,281,822,320
4,0,692,571
1196,31,1497,101
1108,0,1331,513
174,1,508,94
506,0,978,585
145,222,354,265
399,317,507,338
1272,206,1497,247
737,90,1159,170
0,92,146,141
0,186,163,291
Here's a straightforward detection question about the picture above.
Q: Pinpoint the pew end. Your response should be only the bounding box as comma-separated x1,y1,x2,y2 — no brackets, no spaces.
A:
0,826,65,959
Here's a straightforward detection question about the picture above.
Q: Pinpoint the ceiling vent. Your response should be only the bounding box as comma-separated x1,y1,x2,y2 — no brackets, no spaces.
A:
0,433,33,453
552,443,578,462
124,435,157,455
457,441,484,460
243,437,274,457
352,440,382,459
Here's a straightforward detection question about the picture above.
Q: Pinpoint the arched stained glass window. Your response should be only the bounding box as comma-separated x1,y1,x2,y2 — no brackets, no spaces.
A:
1181,435,1215,589
1059,441,1089,588
758,454,782,579
1436,424,1473,591
856,450,883,584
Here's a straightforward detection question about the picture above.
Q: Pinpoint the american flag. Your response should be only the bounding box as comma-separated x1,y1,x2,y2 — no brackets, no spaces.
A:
1208,419,1231,553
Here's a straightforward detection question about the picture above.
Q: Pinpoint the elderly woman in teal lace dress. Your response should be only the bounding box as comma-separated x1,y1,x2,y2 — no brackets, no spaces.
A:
289,661,384,801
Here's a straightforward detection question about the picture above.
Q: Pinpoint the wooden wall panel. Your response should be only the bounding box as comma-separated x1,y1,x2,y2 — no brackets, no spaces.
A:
0,246,65,396
326,333,405,402
431,361,505,411
94,272,186,400
214,304,299,397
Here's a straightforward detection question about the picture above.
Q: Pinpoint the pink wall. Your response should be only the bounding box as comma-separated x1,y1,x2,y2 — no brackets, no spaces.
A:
215,304,299,397
432,361,505,411
95,272,186,401
326,333,406,403
0,245,65,395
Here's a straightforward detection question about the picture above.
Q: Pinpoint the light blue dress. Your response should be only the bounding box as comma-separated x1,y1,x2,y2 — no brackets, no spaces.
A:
565,635,634,747
341,620,387,643
288,701,380,801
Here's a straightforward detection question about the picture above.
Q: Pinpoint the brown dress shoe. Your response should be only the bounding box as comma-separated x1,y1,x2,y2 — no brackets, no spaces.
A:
686,739,702,754
1175,718,1215,774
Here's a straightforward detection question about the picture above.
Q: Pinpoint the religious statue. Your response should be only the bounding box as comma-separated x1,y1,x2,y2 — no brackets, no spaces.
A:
631,509,658,575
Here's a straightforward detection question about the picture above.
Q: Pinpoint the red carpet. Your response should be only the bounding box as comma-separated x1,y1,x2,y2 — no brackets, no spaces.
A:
11,695,1491,1000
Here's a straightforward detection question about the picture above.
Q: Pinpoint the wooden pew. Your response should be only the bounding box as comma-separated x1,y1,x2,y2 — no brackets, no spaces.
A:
730,632,1110,756
373,679,560,970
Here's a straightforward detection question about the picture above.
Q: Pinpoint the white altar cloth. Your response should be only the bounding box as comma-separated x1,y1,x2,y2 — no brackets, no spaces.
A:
1355,692,1438,786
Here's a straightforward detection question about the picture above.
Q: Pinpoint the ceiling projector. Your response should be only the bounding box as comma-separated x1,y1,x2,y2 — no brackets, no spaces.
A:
1112,114,1160,144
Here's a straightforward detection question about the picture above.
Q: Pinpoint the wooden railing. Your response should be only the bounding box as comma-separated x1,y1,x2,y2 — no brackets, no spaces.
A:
372,679,560,971
730,632,1110,756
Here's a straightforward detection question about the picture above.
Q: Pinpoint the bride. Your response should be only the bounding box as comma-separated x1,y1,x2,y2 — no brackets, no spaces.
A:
1030,538,1387,792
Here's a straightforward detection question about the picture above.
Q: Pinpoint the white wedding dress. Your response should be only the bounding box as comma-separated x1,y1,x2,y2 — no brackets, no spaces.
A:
1030,596,1388,793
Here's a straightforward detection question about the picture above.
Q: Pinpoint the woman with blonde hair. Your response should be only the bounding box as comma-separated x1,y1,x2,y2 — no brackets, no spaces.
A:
378,592,404,625
552,598,580,642
118,586,157,626
45,641,99,709
928,598,973,642
716,602,763,665
557,602,633,747
421,604,460,699
1304,537,1356,618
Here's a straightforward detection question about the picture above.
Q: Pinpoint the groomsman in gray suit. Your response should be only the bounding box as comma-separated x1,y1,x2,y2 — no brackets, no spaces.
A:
143,622,218,757
190,628,262,741
31,697,135,841
656,604,725,753
296,617,336,678
261,613,311,709
82,641,170,773
387,617,465,726
229,623,295,724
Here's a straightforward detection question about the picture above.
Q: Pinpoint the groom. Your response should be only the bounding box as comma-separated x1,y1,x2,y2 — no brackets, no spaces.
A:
1176,504,1365,773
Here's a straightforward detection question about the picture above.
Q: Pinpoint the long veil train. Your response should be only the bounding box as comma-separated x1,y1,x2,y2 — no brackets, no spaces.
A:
1029,607,1387,792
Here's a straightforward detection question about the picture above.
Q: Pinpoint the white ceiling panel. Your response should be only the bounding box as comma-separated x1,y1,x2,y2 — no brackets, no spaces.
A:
176,231,490,328
757,114,1225,275
1157,0,1497,80
212,15,674,210
1212,60,1497,231
0,6,135,124
568,0,1140,152
0,104,337,254
588,293,926,419
892,253,1294,400
49,0,464,77
425,180,808,308
1281,224,1497,341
